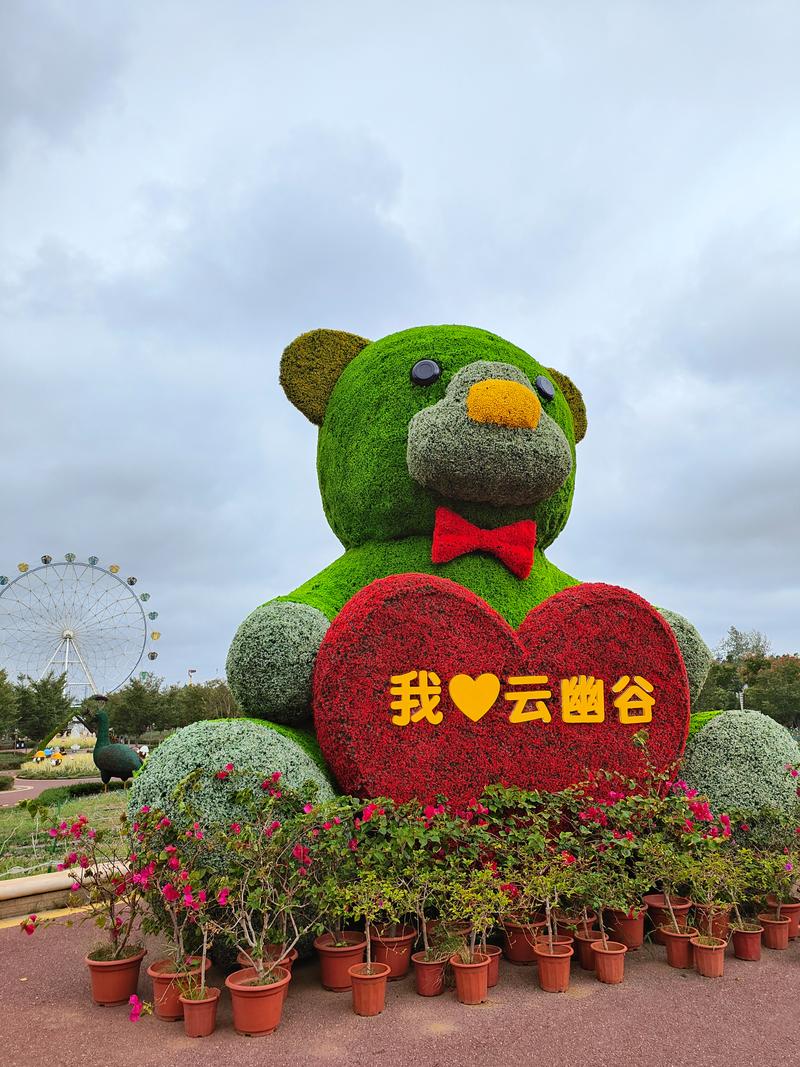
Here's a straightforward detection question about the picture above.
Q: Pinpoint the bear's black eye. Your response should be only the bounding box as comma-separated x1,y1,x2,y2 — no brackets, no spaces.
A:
534,375,555,402
410,359,442,386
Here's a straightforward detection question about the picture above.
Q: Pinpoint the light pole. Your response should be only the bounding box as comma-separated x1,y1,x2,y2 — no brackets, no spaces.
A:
188,668,197,686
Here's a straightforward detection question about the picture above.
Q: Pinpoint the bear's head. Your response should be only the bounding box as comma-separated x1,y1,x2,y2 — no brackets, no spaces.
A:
281,325,586,551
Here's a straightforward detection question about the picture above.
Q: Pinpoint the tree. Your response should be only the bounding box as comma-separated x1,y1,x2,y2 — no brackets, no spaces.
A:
15,673,72,742
106,676,166,738
716,626,771,662
745,656,800,727
0,669,18,738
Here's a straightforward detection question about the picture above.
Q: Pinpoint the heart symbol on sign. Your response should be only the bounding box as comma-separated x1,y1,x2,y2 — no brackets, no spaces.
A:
448,674,501,722
313,573,690,804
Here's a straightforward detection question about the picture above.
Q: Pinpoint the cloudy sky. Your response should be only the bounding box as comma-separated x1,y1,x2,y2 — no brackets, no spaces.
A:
2,1,799,689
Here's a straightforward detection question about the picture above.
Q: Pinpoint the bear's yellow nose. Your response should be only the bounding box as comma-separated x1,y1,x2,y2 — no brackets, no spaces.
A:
466,379,542,429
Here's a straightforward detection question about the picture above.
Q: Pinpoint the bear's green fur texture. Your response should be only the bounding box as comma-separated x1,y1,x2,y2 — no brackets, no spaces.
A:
318,325,581,549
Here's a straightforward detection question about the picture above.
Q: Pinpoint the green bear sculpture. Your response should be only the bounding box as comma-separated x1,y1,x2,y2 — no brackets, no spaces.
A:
227,324,711,729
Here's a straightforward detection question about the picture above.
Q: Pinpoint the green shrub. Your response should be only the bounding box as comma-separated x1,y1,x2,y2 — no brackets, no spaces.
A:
0,774,14,792
36,781,125,806
688,710,724,738
128,718,336,827
682,709,800,813
0,753,24,771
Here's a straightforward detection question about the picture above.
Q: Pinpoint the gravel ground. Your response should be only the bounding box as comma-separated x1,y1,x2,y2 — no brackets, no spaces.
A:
2,923,798,1067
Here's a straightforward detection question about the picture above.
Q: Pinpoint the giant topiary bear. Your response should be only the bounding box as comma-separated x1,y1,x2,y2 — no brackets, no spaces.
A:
220,324,710,802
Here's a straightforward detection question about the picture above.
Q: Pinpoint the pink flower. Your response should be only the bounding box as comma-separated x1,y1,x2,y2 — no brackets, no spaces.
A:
348,838,358,851
423,805,436,819
303,803,314,814
70,881,81,891
271,771,281,782
161,883,180,903
322,822,332,831
128,994,143,1022
786,862,794,872
139,806,150,814
230,822,242,835
217,887,230,906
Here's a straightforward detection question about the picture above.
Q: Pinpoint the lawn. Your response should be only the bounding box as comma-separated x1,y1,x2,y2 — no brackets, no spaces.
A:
0,789,127,881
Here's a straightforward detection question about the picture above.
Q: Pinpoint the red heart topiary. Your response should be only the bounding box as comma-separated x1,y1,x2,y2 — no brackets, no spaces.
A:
313,575,690,804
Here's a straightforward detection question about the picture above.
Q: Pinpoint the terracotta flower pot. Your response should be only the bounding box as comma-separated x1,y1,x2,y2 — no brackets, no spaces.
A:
502,919,546,964
554,910,596,937
533,943,573,993
348,962,391,1016
610,907,647,950
147,957,211,1021
314,931,367,991
424,918,472,939
573,928,601,971
767,897,800,940
225,965,290,1036
693,904,731,941
591,940,627,984
179,987,220,1038
450,952,490,1004
732,924,764,961
370,924,417,979
660,926,698,970
85,948,146,1006
758,913,790,950
411,952,447,997
690,936,726,978
484,944,502,987
644,894,692,944
535,933,574,949
237,947,298,992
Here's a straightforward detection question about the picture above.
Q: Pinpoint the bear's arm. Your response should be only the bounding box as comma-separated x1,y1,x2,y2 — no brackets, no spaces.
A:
225,599,330,724
656,607,712,707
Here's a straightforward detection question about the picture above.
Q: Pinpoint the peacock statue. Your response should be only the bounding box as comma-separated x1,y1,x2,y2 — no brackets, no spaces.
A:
80,695,142,789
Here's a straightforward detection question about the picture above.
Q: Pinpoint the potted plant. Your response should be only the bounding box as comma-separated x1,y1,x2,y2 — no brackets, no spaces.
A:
728,849,765,961
575,867,628,985
525,857,578,993
640,839,697,968
339,871,398,1016
757,852,793,951
21,811,147,1006
441,868,507,1005
178,918,220,1038
136,807,213,1021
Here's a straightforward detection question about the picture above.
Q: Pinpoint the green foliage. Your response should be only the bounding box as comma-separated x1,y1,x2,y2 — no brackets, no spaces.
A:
0,669,18,737
106,676,243,736
0,752,24,771
14,673,72,744
746,656,800,726
688,710,724,737
129,718,335,828
682,710,800,812
717,626,771,661
0,773,14,791
37,780,125,805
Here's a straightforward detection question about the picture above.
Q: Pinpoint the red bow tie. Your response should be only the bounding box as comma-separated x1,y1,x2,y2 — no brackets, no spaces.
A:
431,507,537,579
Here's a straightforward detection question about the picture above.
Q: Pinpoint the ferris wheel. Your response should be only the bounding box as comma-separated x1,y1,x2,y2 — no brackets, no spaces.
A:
0,553,161,703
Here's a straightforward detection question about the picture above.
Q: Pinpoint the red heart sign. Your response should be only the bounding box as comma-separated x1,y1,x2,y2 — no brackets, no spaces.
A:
313,574,690,804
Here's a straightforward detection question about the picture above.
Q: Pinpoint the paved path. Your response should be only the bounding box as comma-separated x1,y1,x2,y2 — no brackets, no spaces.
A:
0,777,100,807
2,923,799,1067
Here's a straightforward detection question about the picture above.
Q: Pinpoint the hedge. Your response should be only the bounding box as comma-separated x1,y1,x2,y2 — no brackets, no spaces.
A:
682,709,800,812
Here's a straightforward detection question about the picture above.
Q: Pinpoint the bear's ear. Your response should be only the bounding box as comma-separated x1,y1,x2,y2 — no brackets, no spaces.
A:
547,368,587,443
280,329,371,425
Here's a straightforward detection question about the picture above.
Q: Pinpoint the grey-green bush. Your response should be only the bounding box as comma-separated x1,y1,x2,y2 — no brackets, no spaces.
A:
129,718,335,826
682,709,800,813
